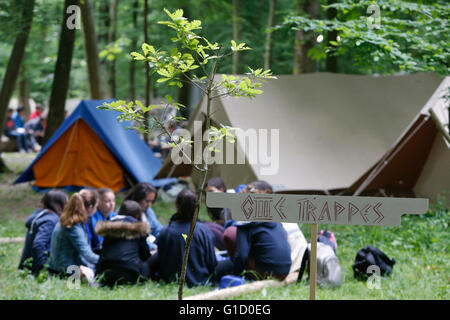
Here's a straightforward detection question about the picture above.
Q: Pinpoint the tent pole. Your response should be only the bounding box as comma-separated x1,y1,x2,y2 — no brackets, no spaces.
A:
167,163,177,178
429,108,450,145
309,223,318,300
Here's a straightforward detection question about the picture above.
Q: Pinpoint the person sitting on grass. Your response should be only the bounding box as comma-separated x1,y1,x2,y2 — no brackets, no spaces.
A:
201,177,233,251
3,108,29,153
24,114,46,152
224,180,292,281
238,180,308,274
124,182,163,251
29,104,43,120
84,188,116,254
18,190,69,275
95,200,152,287
48,189,100,277
149,189,233,287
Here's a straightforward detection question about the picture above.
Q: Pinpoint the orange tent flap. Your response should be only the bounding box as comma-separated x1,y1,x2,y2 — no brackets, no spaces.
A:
33,119,125,192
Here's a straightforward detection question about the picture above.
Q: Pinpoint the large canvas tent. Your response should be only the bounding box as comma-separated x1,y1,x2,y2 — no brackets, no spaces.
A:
15,100,176,192
348,76,449,204
156,73,447,201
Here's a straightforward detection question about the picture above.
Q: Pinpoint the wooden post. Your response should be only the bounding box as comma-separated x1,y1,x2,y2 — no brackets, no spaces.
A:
309,223,318,300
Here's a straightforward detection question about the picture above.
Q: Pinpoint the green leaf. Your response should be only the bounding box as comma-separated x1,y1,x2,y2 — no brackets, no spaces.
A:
172,9,184,20
157,78,170,83
231,40,237,49
189,20,202,30
135,100,144,111
131,52,146,60
156,68,171,77
174,102,187,109
142,43,150,56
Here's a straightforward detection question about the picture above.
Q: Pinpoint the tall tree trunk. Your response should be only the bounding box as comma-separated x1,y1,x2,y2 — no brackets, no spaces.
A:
106,0,119,98
325,0,338,72
98,0,110,88
293,0,319,74
264,0,276,70
232,0,241,74
129,0,138,101
18,65,31,119
98,1,110,46
79,0,104,99
143,0,151,143
44,0,77,145
0,0,35,137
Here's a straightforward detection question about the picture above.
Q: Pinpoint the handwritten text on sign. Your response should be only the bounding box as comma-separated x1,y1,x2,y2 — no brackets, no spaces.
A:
206,193,428,227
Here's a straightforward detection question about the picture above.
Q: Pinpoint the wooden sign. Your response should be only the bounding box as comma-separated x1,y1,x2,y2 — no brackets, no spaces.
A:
206,192,428,300
206,192,428,227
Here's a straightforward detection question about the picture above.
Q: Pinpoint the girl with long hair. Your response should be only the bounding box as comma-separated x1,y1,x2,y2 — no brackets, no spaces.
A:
19,189,69,274
48,189,100,275
124,182,163,250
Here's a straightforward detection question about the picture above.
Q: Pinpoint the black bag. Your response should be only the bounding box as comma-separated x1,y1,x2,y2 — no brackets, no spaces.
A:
352,246,396,281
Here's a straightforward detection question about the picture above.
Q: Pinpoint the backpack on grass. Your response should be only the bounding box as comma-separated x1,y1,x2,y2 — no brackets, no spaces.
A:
297,242,342,287
352,246,396,281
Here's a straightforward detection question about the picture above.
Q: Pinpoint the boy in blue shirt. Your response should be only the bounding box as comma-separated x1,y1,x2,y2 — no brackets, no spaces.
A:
85,188,116,253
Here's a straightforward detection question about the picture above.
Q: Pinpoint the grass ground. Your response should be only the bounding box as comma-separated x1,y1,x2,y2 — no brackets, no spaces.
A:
0,152,448,300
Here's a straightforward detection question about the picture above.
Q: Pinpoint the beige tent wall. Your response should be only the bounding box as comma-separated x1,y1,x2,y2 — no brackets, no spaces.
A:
212,73,441,190
156,72,443,192
190,97,259,190
348,76,449,201
414,135,450,206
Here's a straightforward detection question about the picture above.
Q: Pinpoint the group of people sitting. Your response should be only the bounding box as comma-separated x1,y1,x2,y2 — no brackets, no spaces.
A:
4,105,46,153
18,177,315,289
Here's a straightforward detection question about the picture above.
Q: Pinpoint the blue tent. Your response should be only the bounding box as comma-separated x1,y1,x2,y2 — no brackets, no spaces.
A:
15,100,176,191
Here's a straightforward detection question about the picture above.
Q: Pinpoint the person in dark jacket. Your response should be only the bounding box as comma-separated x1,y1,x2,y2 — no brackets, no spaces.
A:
95,200,151,287
149,189,233,287
4,108,28,153
232,222,292,281
225,180,292,281
18,190,69,274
